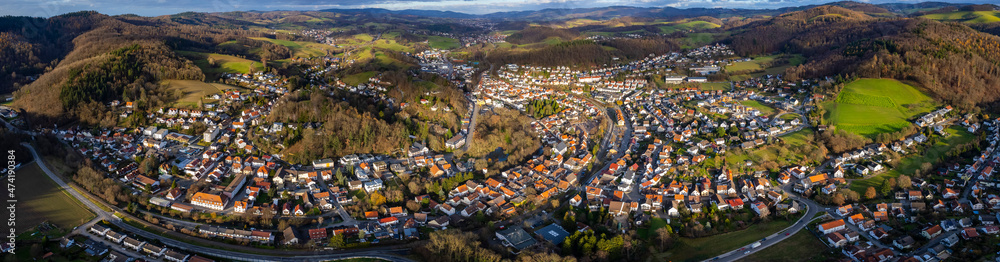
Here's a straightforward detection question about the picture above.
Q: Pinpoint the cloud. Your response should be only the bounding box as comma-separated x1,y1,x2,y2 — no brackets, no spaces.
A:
0,0,995,17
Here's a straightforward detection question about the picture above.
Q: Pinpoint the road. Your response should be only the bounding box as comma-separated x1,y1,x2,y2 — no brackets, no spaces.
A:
713,198,816,262
21,142,415,262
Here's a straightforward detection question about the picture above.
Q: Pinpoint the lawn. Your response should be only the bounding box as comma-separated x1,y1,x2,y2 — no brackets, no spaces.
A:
740,100,775,116
822,78,936,138
342,71,378,86
428,36,460,49
921,11,1000,23
849,126,975,193
637,217,668,239
739,231,829,262
656,218,796,262
14,162,94,233
161,80,241,108
726,55,779,72
780,113,800,120
250,37,335,58
176,51,265,76
700,82,731,91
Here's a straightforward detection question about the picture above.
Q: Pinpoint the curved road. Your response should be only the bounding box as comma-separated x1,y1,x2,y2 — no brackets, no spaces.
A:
21,142,415,262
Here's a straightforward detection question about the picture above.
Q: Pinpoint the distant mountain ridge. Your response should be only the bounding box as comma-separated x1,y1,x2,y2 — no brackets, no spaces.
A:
319,1,982,20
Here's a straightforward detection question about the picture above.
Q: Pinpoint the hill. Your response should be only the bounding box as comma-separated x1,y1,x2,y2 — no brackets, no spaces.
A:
821,79,935,138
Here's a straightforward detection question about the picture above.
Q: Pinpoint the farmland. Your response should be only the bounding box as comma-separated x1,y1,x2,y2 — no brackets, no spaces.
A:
16,162,94,233
822,79,936,138
921,11,1000,23
176,51,265,77
161,80,243,108
250,37,336,58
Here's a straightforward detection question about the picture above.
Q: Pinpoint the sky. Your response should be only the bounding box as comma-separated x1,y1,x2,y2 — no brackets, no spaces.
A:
1,0,994,17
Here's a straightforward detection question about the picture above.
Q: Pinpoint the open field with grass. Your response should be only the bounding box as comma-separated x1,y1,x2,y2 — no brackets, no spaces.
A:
726,55,779,72
16,162,94,233
177,51,264,76
250,37,335,58
656,20,721,34
740,100,775,115
700,82,731,91
342,71,377,86
655,219,796,262
739,231,829,262
427,36,460,49
921,11,1000,23
161,80,242,108
780,113,800,120
637,217,668,239
679,33,718,49
822,79,936,138
850,126,975,193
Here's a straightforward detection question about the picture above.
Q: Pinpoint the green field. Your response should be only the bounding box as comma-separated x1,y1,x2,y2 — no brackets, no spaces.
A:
700,82,731,91
17,162,94,233
779,113,800,120
162,80,242,108
427,36,460,49
740,100,775,116
656,219,796,262
342,71,377,86
177,51,265,76
726,55,779,72
658,20,721,34
250,37,335,58
850,126,975,193
822,79,936,138
739,231,829,262
372,39,413,52
679,33,718,49
921,11,1000,23
637,217,669,239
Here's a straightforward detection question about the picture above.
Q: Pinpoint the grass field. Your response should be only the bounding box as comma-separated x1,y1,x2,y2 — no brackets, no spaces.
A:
822,79,936,138
780,113,800,120
850,126,975,193
250,37,335,58
161,80,242,108
177,51,264,76
679,33,717,49
656,219,796,262
427,36,460,49
658,20,721,34
739,231,829,262
700,82,731,91
16,162,94,233
372,39,413,52
637,217,669,239
740,100,775,116
726,55,779,72
921,11,1000,23
342,71,377,86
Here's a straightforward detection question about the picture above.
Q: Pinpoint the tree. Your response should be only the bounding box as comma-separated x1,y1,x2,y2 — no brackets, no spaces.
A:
879,179,893,197
406,200,421,212
369,191,387,206
865,186,877,200
329,233,344,248
897,175,912,189
655,227,672,251
832,193,846,206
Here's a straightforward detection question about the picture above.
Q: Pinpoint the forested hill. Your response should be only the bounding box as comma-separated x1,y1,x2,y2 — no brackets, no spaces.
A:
6,12,277,127
727,5,1000,109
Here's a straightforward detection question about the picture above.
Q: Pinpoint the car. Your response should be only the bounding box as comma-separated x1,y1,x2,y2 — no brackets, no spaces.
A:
786,233,790,236
744,251,751,254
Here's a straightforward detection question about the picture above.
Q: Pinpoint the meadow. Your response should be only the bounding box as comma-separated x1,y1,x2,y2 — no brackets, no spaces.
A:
822,78,936,138
16,162,94,233
176,51,265,77
250,37,336,58
161,80,242,108
921,11,1000,23
427,36,461,49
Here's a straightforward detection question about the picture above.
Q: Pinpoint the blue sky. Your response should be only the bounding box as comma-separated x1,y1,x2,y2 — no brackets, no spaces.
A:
1,0,993,17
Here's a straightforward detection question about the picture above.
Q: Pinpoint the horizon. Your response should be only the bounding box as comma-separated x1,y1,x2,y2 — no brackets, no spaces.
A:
2,0,995,18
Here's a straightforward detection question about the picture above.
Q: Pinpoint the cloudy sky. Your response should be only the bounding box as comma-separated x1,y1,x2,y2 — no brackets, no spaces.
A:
2,0,993,17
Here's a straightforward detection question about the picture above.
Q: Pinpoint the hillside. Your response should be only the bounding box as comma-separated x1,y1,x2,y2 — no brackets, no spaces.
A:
728,8,1000,108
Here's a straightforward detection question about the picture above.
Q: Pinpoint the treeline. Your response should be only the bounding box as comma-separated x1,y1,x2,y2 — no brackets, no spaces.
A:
504,26,580,45
483,40,614,67
216,37,293,61
527,99,562,118
728,5,1000,109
